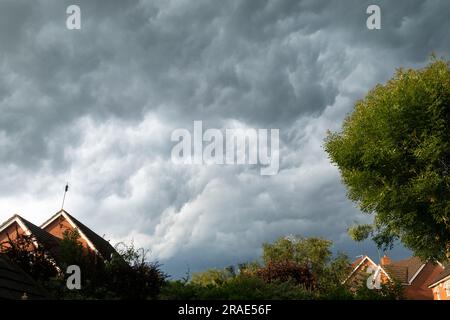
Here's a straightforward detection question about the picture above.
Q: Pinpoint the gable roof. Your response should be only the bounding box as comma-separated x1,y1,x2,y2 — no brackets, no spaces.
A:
344,255,392,284
380,257,427,285
41,210,117,260
0,254,49,299
0,215,61,261
351,256,365,269
0,214,26,236
428,267,450,288
383,264,409,283
346,254,441,288
17,216,61,251
384,256,425,284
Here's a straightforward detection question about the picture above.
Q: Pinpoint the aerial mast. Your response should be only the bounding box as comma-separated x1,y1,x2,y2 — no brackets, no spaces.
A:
61,182,69,210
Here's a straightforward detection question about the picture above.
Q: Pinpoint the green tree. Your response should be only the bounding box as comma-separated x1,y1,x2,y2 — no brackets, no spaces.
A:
0,230,59,282
347,224,374,242
255,260,316,290
160,276,316,300
262,236,332,274
325,58,450,261
354,280,404,300
262,235,352,297
191,268,235,286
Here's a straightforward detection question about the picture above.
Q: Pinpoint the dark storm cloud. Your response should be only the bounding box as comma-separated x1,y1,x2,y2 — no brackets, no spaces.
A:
1,0,449,276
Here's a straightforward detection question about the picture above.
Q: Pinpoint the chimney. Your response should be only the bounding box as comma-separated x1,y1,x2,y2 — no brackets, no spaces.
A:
380,254,391,266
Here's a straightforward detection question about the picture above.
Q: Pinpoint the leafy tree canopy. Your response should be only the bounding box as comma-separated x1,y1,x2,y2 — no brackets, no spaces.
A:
325,58,450,261
262,235,332,274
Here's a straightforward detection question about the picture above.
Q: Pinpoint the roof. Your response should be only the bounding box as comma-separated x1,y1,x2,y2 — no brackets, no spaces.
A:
18,216,61,250
65,211,117,260
387,257,424,283
345,255,433,286
1,210,118,263
429,267,450,288
42,210,117,260
383,256,425,284
383,264,409,283
347,254,443,290
0,214,21,235
0,215,62,262
351,256,364,269
344,255,392,284
0,254,48,300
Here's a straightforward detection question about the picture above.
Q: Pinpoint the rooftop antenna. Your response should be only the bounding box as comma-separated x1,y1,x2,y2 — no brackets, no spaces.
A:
61,182,69,210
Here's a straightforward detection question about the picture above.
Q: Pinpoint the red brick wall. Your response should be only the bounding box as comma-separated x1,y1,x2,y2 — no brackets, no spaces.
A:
0,221,34,251
43,215,90,250
432,280,450,300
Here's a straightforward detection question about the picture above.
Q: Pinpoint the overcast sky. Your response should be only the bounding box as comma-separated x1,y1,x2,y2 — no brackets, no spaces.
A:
1,0,449,277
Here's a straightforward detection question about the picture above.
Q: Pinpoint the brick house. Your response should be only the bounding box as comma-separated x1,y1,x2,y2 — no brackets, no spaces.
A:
0,210,121,300
0,214,62,264
40,210,117,260
0,210,117,264
345,254,445,300
428,267,450,300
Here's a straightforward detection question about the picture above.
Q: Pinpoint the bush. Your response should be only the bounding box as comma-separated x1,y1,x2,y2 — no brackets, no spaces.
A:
255,260,315,290
160,275,315,300
191,268,235,286
354,280,404,300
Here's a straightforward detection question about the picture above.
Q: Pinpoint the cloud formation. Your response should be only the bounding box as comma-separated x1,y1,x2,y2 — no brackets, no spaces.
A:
1,0,449,276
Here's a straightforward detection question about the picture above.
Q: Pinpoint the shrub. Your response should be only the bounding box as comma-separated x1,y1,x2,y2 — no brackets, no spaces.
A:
160,275,315,300
256,260,316,290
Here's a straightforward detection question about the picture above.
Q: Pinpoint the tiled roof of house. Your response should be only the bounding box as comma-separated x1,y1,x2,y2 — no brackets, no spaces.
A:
347,255,430,286
383,256,425,284
2,210,118,264
18,216,61,252
391,257,424,283
0,254,48,299
63,211,117,260
0,215,62,263
383,264,409,283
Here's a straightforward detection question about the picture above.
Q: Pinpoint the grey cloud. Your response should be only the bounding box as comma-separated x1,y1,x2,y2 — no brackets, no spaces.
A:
1,0,449,276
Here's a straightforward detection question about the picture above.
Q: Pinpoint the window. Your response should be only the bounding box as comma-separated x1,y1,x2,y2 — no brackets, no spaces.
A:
445,280,450,296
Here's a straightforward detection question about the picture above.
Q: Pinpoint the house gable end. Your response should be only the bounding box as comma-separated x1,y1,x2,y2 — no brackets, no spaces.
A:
42,211,98,254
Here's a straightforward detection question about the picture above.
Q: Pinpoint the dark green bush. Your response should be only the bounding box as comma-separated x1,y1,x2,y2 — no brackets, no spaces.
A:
160,275,315,300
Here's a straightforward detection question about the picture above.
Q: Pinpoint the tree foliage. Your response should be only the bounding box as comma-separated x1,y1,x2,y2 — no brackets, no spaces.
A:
262,236,332,274
262,236,352,296
0,230,59,281
354,280,404,300
191,268,235,286
255,260,315,289
169,236,354,299
160,275,316,300
348,224,374,242
325,58,450,261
